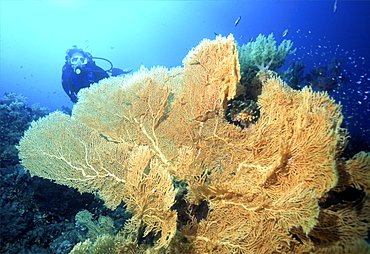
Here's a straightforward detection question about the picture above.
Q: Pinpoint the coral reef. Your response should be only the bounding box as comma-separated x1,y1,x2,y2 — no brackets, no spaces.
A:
305,57,349,93
0,163,128,254
74,210,115,240
0,92,49,166
0,165,79,253
280,60,306,90
238,33,296,72
280,57,349,93
18,35,369,253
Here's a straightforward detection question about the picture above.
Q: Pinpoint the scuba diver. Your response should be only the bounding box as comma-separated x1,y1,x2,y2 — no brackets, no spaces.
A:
62,46,131,103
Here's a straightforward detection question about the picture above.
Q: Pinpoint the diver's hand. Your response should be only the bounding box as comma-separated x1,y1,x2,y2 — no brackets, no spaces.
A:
70,96,78,103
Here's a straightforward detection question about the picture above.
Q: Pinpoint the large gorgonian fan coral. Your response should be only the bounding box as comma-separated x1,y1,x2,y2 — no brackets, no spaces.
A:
18,35,370,253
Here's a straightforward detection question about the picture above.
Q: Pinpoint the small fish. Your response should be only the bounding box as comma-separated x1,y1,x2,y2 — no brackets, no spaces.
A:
333,0,338,13
214,32,219,36
234,16,241,27
248,37,254,42
282,26,290,37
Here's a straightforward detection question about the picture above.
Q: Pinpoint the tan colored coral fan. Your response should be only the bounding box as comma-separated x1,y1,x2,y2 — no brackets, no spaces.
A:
18,35,370,253
171,75,348,253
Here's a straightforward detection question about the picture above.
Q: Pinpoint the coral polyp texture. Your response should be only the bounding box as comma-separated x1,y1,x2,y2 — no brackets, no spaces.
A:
238,33,296,72
18,35,370,253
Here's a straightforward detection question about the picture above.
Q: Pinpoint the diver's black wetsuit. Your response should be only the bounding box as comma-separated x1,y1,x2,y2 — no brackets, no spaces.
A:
62,61,109,103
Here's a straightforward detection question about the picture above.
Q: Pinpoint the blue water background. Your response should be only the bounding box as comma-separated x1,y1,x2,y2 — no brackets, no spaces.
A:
0,0,369,144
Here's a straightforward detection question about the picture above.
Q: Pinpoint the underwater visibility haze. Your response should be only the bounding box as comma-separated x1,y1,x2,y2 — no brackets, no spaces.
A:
1,0,369,141
1,1,370,253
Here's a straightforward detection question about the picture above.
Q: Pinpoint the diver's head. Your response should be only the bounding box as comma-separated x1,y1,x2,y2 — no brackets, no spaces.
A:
70,52,87,73
65,46,92,73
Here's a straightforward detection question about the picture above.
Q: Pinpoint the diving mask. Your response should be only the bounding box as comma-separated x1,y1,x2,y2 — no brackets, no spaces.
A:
70,56,88,66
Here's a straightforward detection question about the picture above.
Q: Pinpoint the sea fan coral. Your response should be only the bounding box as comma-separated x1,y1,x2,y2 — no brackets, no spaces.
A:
18,35,370,253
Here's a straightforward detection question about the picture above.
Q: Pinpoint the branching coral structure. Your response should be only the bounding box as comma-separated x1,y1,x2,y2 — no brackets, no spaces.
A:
18,35,369,253
238,33,296,72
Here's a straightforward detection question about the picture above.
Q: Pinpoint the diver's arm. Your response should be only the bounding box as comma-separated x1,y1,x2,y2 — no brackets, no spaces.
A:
91,64,110,81
62,77,78,103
